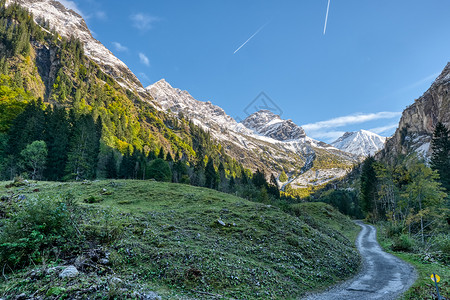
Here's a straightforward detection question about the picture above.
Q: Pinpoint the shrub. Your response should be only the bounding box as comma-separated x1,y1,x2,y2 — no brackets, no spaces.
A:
432,233,450,263
146,158,172,182
0,196,79,268
391,234,415,252
385,222,403,238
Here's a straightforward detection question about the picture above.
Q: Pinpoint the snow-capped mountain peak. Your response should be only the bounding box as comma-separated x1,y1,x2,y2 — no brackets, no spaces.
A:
331,130,386,157
241,110,306,141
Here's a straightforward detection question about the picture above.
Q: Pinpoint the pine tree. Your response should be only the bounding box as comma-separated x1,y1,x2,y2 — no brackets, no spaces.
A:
268,173,280,198
147,150,157,161
360,156,378,217
119,148,133,179
64,114,101,180
252,169,267,188
430,122,450,192
106,151,118,179
158,146,165,160
44,106,70,181
205,159,219,190
228,176,236,192
166,151,173,162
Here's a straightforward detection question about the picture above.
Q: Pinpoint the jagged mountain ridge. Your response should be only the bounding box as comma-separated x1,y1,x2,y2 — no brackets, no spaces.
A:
147,79,358,187
6,0,145,94
378,63,450,161
241,110,307,141
331,130,386,157
11,0,359,188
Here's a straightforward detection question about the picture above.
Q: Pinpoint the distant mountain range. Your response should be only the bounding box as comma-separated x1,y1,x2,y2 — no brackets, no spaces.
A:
148,79,358,188
11,0,448,189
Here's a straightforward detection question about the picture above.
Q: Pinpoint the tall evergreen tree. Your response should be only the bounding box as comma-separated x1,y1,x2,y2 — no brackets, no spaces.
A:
360,156,378,217
430,122,450,192
205,159,219,190
119,148,133,179
106,151,118,179
44,106,70,181
268,173,280,198
252,169,267,188
158,146,165,160
147,150,157,161
64,114,101,180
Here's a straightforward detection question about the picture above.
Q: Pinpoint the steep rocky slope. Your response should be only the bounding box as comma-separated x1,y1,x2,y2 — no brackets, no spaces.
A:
6,0,145,94
332,130,386,157
378,63,450,160
148,79,358,187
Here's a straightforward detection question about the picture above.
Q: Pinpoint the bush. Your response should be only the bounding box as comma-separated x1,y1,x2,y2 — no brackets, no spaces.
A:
391,234,415,252
432,233,450,263
0,196,79,268
385,222,403,238
146,158,172,182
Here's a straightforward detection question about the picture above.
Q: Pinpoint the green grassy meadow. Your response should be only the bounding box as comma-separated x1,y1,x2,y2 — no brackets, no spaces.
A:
0,180,361,299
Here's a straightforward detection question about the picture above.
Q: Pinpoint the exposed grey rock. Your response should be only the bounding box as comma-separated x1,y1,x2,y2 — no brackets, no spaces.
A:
242,110,306,141
110,277,123,286
15,294,26,300
59,265,79,278
217,219,226,226
378,62,450,161
143,291,162,300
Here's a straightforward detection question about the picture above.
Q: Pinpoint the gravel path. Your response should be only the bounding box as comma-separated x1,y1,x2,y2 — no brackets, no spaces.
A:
302,221,417,300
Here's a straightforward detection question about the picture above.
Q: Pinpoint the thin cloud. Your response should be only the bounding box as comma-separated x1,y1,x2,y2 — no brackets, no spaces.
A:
112,42,128,52
233,21,269,54
139,72,150,83
95,11,107,20
323,0,331,35
396,72,440,94
368,123,398,135
302,111,402,132
311,130,346,142
131,13,160,31
139,52,150,66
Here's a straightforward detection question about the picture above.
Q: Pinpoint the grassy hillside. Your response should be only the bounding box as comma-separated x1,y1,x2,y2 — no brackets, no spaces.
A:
0,180,360,299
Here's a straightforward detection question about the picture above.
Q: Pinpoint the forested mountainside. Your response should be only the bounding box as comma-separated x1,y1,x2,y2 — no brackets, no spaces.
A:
0,0,360,198
0,1,248,185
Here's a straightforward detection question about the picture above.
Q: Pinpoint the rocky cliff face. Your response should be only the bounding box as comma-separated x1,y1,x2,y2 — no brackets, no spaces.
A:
378,63,450,160
242,110,307,141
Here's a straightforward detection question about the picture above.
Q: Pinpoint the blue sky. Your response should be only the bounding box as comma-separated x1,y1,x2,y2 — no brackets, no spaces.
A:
60,0,450,142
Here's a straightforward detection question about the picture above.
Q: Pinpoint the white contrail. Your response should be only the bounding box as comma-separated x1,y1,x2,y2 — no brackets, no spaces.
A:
233,22,268,54
323,0,331,35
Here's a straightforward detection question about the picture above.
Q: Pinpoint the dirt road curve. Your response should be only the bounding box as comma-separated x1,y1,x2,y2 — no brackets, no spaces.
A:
302,221,417,300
